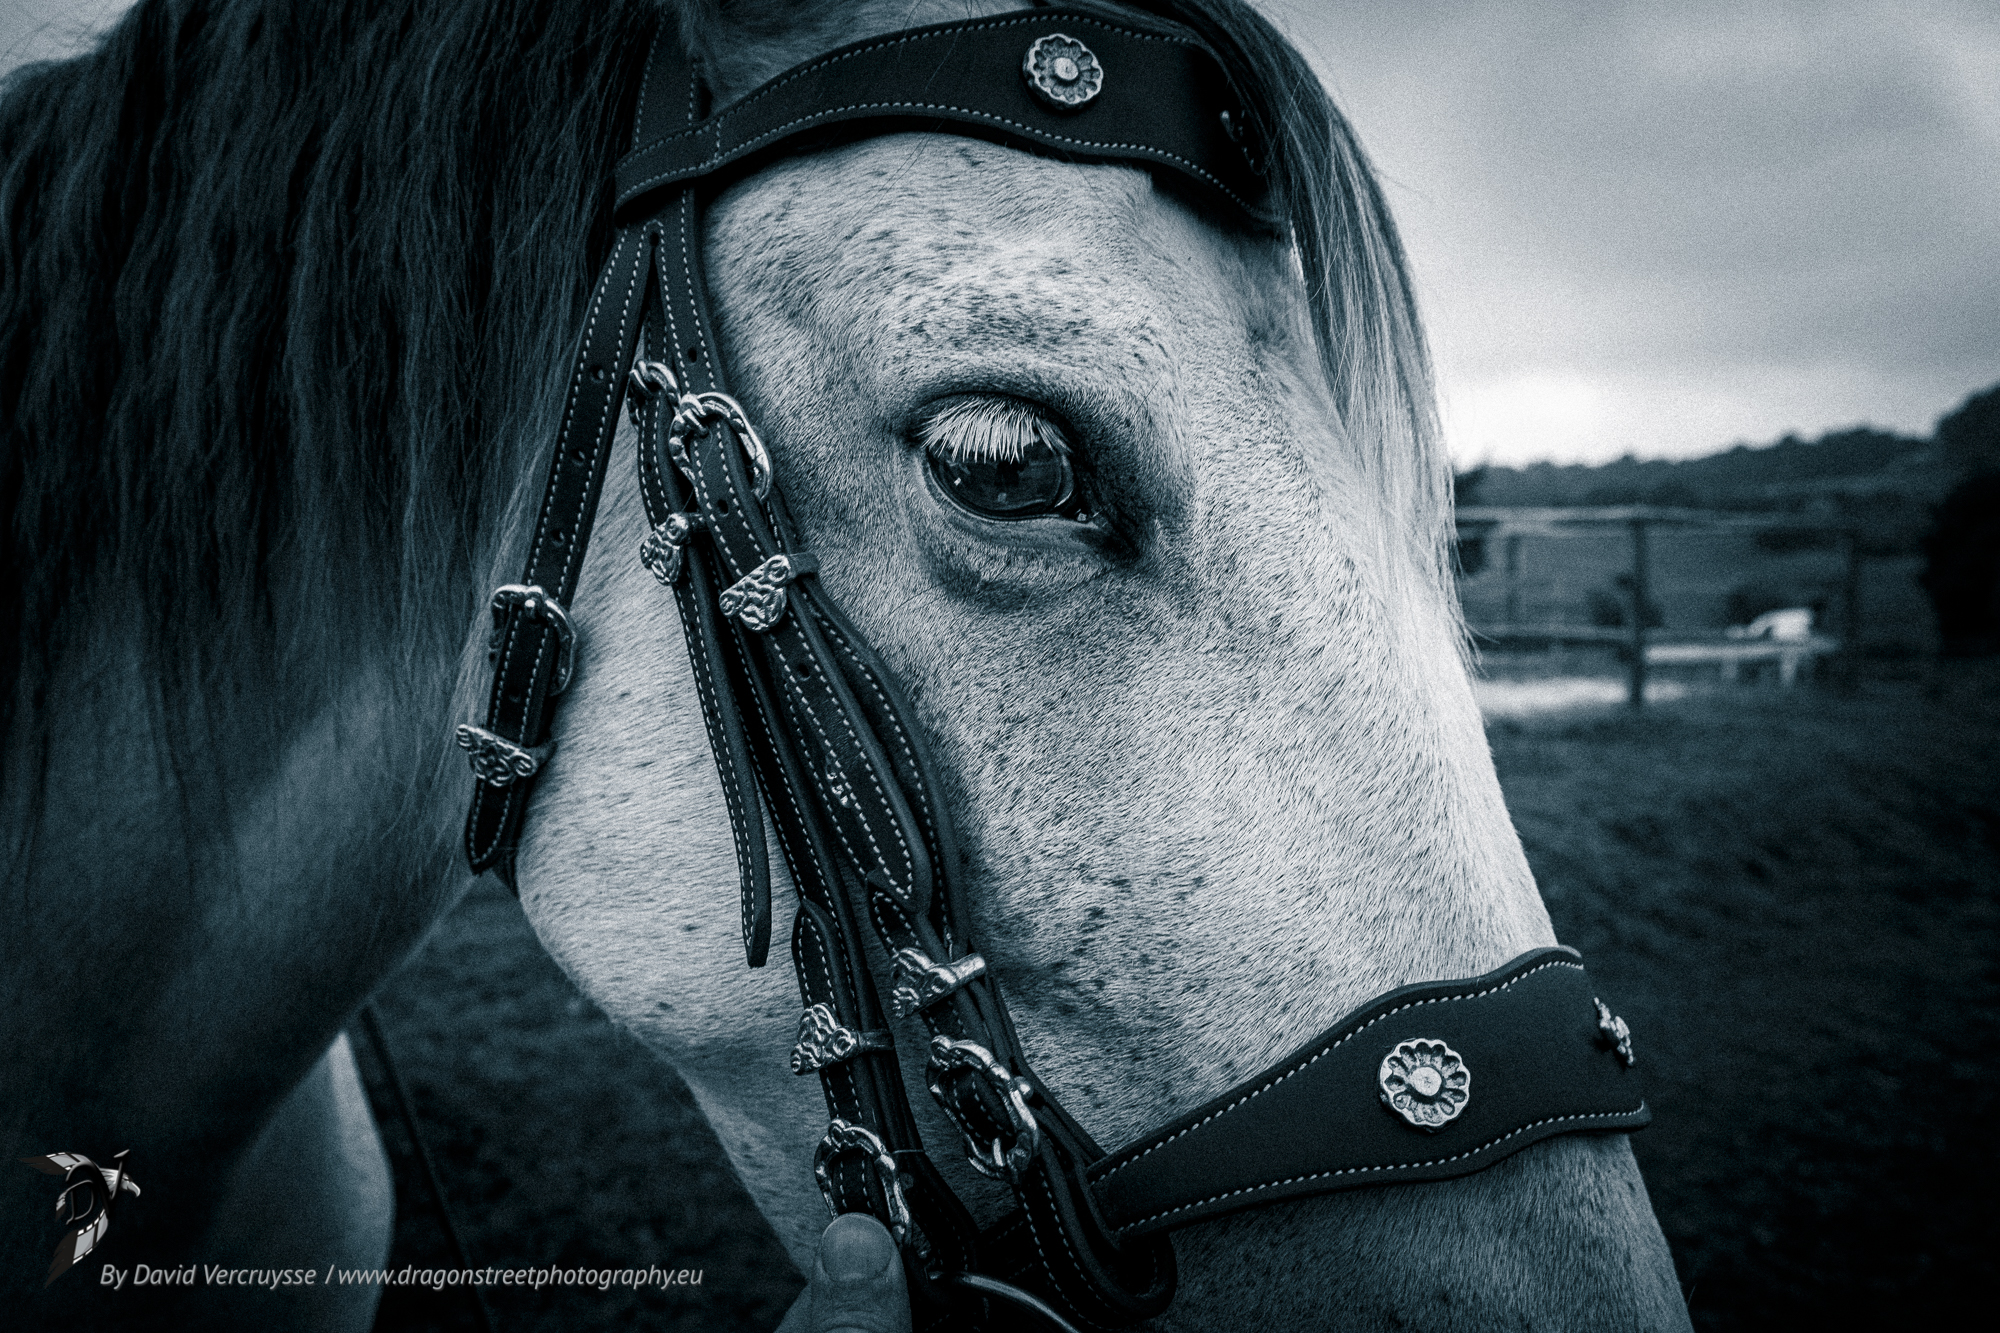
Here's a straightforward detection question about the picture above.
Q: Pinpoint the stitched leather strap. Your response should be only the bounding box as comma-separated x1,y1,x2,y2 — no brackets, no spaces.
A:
462,221,654,878
467,12,1651,1332
1087,948,1650,1237
614,10,1266,222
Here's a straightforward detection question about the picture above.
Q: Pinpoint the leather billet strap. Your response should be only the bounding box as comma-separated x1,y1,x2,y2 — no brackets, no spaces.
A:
461,25,688,881
1087,947,1650,1236
461,220,652,877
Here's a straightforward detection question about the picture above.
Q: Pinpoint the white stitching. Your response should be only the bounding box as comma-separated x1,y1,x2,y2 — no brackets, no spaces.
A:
555,234,648,593
774,641,900,884
797,909,862,1150
1111,1105,1650,1236
633,26,660,152
1029,1167,1124,1331
816,619,942,874
626,100,1254,218
677,191,710,394
678,607,758,884
1093,959,1585,1180
627,15,1183,158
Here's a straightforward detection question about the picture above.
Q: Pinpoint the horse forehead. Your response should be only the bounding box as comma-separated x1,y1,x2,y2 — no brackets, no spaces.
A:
707,136,1285,363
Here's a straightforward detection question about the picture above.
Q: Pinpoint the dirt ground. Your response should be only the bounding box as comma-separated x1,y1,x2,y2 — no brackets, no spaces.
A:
359,664,2000,1331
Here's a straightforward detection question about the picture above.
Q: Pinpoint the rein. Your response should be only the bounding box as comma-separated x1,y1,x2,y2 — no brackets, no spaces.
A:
455,12,1649,1330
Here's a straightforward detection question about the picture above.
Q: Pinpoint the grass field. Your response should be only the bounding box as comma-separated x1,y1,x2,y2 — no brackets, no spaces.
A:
359,665,2000,1331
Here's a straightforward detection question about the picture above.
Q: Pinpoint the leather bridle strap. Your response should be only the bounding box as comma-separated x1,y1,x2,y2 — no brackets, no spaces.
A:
460,12,1649,1332
612,10,1267,221
1086,948,1649,1236
458,216,652,875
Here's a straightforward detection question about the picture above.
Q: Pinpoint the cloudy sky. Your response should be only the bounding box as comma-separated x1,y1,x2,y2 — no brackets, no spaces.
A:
5,1,1996,466
1280,0,2000,464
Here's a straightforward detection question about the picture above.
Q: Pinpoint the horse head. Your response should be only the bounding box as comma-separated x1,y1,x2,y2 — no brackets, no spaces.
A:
508,1,1690,1326
0,0,1687,1326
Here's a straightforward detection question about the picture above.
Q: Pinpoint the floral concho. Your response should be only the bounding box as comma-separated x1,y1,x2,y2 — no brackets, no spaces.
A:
1379,1038,1472,1131
1022,34,1104,111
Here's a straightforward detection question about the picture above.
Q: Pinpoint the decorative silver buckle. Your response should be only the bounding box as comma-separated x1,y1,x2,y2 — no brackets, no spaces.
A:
637,512,703,586
1595,998,1635,1068
666,391,772,499
628,358,678,401
718,553,816,632
927,1037,1041,1180
888,948,987,1019
455,724,553,788
790,1004,893,1075
812,1119,912,1247
488,584,576,695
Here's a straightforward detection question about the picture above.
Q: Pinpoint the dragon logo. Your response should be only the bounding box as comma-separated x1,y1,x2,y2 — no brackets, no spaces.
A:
20,1151,141,1287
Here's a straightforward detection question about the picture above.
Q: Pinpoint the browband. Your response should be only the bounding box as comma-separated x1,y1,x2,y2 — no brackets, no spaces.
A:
459,12,1647,1331
613,11,1269,222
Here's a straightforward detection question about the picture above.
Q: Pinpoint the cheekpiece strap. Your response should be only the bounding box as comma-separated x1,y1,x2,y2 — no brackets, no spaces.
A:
462,10,1648,1333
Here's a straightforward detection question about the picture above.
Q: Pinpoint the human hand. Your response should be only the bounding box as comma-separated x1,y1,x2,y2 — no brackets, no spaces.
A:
773,1212,911,1333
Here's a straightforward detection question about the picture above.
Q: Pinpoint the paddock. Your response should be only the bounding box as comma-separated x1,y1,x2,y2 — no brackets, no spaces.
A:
1455,505,1932,706
351,669,2000,1332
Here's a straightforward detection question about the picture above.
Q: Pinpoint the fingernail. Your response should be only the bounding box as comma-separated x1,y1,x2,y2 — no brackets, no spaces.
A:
821,1213,896,1281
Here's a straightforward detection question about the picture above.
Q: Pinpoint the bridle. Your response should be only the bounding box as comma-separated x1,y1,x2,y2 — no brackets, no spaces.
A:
453,10,1650,1330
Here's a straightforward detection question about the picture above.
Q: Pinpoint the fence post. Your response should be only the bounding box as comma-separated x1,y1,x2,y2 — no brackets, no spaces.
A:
1841,529,1864,643
1504,533,1523,625
1628,517,1650,708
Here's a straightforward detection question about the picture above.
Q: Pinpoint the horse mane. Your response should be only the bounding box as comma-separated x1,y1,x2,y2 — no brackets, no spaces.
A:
0,0,660,813
0,0,1445,818
1128,1,1449,606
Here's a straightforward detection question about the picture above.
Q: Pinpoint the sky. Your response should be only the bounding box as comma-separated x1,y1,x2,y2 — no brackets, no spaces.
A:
5,1,1996,467
1273,0,2000,465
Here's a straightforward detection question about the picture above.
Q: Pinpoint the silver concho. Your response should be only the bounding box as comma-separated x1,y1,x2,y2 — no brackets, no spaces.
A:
888,948,988,1019
1022,34,1104,111
455,723,552,788
718,553,813,632
637,512,702,586
1595,998,1635,1068
790,1003,892,1075
1379,1038,1471,1131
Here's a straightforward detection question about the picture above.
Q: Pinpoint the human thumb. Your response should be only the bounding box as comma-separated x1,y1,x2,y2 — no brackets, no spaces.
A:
808,1212,911,1333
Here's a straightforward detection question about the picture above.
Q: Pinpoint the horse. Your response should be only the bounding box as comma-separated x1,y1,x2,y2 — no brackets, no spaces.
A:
0,0,1692,1328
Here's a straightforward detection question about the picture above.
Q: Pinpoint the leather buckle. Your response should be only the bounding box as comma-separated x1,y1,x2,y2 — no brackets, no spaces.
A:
455,724,553,788
790,1004,894,1074
488,584,576,695
628,358,678,401
927,1037,1041,1181
667,390,772,499
888,949,987,1019
812,1119,913,1247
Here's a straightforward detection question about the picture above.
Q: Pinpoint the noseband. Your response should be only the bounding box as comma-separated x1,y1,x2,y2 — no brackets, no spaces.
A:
456,11,1649,1330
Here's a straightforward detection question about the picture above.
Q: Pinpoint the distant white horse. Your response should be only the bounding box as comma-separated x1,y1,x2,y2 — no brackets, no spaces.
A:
1729,608,1815,641
1,1,1689,1328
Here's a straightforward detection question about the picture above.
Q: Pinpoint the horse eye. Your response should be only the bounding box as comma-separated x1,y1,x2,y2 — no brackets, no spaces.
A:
918,397,1084,521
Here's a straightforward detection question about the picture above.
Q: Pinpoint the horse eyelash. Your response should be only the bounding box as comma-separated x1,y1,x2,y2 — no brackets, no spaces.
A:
916,397,1073,465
